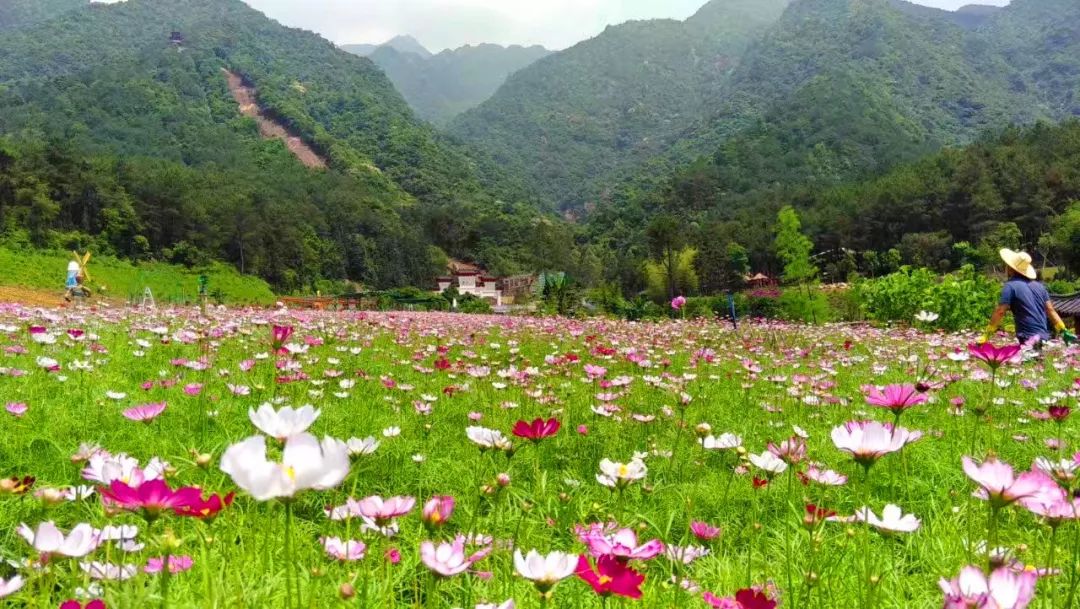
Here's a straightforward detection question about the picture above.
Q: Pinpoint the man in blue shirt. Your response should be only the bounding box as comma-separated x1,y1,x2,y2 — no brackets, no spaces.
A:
982,249,1076,345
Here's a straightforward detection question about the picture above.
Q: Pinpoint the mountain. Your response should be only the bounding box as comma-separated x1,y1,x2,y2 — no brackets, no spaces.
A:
0,0,84,30
342,35,432,58
0,0,561,289
447,0,794,208
367,43,551,125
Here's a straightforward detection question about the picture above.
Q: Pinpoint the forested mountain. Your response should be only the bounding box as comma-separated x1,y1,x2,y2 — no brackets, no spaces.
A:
447,0,793,208
0,0,83,31
0,0,563,290
342,35,432,58
365,43,551,125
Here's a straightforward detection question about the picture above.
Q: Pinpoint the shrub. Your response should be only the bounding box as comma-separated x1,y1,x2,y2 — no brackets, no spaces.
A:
855,266,997,330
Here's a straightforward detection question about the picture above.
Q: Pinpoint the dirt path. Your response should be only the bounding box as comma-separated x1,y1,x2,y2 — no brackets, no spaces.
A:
222,69,328,169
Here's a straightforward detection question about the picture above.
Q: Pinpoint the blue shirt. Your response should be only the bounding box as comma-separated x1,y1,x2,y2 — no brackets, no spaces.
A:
999,277,1051,342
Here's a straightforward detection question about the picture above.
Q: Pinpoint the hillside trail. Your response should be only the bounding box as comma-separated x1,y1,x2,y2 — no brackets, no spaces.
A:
222,69,328,169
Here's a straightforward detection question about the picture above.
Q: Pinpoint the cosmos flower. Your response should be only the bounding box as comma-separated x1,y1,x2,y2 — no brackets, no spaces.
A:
804,466,848,486
248,404,321,441
962,456,1060,509
320,537,367,561
596,458,647,488
420,535,491,576
512,417,560,441
422,495,455,527
690,521,722,541
219,433,349,501
513,549,578,592
575,555,645,599
580,527,664,561
968,343,1022,370
18,521,99,558
854,504,921,533
748,451,788,475
939,566,1036,609
864,384,927,416
358,495,416,523
144,555,194,574
122,402,166,422
0,575,24,598
466,426,513,452
99,479,202,518
831,421,921,469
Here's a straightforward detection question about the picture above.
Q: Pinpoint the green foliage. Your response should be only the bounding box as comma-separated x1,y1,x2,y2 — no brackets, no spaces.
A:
855,265,998,330
777,287,831,323
365,44,551,125
1042,201,1080,275
643,247,698,302
0,0,82,31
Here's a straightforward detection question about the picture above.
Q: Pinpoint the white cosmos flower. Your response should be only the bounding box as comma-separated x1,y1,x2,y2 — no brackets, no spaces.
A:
701,433,742,450
466,426,513,451
346,436,380,456
596,458,647,488
383,426,401,437
18,522,99,557
915,311,940,323
514,549,578,589
219,433,349,501
748,451,788,474
855,504,920,533
248,403,320,441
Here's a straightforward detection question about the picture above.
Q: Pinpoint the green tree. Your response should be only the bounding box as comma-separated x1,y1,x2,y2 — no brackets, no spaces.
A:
775,206,818,285
646,213,685,300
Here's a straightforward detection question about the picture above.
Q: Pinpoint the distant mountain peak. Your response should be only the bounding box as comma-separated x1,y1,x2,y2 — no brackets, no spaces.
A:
382,35,431,58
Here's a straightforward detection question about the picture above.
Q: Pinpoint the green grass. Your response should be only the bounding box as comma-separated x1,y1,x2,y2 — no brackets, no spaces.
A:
0,311,1072,608
0,246,276,305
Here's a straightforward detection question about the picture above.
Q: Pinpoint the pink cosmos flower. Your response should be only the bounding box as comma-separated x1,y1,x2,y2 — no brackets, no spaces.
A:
671,296,687,311
804,466,848,486
968,343,1022,370
584,364,607,379
183,384,203,396
6,402,27,417
100,479,202,517
60,601,106,609
358,495,416,523
766,437,807,465
864,384,928,417
690,521,722,541
580,527,664,561
271,324,294,354
940,565,1036,609
144,555,193,574
575,555,645,599
420,535,491,576
422,495,455,527
962,456,1061,509
122,402,166,423
830,420,921,469
512,417,561,441
320,537,367,561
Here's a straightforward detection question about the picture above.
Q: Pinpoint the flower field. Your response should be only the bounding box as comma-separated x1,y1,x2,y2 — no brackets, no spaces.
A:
0,305,1077,609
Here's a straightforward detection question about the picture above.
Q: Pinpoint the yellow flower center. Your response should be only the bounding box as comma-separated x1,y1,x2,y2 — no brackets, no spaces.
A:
285,466,296,482
617,464,629,477
598,575,613,586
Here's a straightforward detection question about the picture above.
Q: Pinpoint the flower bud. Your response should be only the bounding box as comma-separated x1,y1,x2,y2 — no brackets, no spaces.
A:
694,422,712,437
496,473,511,487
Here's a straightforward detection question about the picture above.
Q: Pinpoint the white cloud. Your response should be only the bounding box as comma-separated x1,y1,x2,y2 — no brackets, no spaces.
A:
241,0,1012,53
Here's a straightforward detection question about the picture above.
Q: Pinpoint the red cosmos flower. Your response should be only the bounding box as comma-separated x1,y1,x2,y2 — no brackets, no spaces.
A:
968,342,1021,370
270,325,294,354
575,555,645,599
804,504,838,527
1049,405,1071,422
100,479,202,518
174,492,235,520
512,417,560,441
752,477,769,489
434,357,451,371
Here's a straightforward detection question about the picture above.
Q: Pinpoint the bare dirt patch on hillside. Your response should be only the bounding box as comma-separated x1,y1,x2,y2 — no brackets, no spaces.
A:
223,69,328,169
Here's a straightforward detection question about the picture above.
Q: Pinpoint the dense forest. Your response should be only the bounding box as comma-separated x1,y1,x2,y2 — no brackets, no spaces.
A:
0,0,570,291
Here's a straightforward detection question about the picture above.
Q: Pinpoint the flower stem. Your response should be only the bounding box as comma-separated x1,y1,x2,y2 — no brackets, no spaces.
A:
284,501,295,609
1047,525,1059,609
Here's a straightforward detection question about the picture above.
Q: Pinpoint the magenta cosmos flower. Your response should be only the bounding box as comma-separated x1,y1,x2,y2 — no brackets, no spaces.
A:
940,565,1036,609
420,535,491,576
962,456,1060,510
100,479,202,518
671,296,687,311
512,417,560,441
865,384,928,417
690,521,722,541
830,420,921,470
575,555,645,599
580,527,664,561
122,402,166,423
271,324,294,354
968,343,1021,370
704,588,778,609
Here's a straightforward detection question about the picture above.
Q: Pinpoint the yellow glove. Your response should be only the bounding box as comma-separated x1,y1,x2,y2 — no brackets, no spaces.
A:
977,333,989,345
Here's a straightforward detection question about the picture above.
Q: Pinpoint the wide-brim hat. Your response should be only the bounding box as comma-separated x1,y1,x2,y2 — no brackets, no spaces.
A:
1000,248,1037,280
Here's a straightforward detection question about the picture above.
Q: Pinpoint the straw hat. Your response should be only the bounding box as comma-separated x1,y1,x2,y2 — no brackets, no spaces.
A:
999,248,1037,280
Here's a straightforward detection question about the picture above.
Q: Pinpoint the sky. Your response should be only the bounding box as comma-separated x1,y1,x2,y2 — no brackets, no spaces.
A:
242,0,1012,53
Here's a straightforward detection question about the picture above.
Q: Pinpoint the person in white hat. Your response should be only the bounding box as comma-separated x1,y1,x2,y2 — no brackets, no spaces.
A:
64,260,81,302
980,248,1075,345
